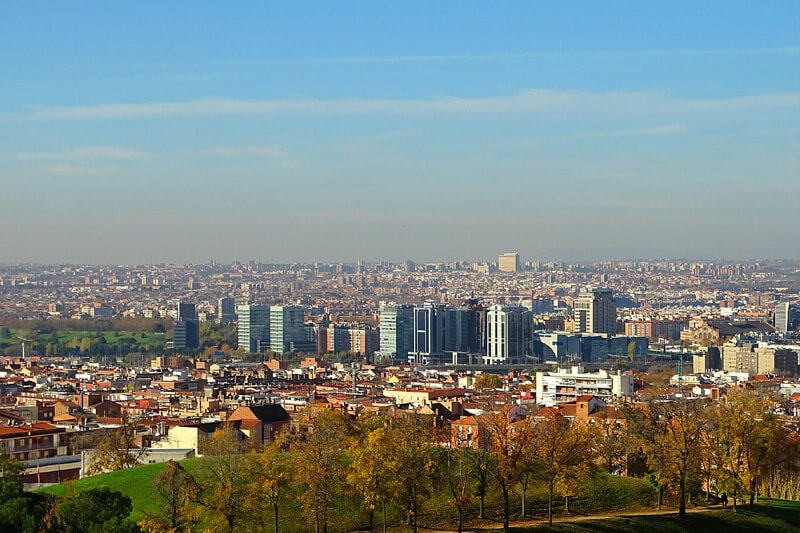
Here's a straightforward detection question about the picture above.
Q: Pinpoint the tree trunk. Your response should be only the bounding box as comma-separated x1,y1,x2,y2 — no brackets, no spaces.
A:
382,501,387,533
369,508,374,533
679,474,686,518
503,485,510,533
657,486,663,511
521,482,527,517
479,492,485,519
548,482,554,526
565,495,570,514
458,508,463,533
274,501,279,533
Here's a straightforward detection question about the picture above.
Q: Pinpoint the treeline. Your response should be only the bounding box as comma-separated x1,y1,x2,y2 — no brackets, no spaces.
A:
0,316,170,334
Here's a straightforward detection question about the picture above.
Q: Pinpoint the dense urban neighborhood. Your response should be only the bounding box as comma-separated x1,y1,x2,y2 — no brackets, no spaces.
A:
0,259,798,531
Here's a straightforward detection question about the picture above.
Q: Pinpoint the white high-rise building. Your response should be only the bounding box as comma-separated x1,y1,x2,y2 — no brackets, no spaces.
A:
485,305,532,364
775,302,800,333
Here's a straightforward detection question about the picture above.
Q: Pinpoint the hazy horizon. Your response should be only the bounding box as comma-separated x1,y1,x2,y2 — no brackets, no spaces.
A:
2,3,798,264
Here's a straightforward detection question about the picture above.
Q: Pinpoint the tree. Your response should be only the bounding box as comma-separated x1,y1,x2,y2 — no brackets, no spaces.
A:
535,410,594,525
589,411,629,475
474,373,503,391
87,413,146,474
195,424,251,533
0,453,48,533
479,407,536,533
289,409,350,533
55,487,140,533
715,389,785,508
626,396,710,518
140,460,199,533
434,441,475,533
348,423,398,533
250,440,292,533
390,415,435,533
472,447,491,520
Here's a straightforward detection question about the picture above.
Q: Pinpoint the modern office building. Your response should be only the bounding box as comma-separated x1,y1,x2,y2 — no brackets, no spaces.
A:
573,288,617,335
775,302,800,333
173,302,198,350
376,303,415,362
412,303,446,363
218,297,236,323
270,306,309,354
237,304,270,353
177,302,197,322
485,305,532,364
498,252,521,273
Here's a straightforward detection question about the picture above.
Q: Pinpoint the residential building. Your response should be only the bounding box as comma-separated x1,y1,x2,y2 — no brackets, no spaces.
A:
535,366,633,406
0,422,67,462
573,288,617,335
693,346,723,373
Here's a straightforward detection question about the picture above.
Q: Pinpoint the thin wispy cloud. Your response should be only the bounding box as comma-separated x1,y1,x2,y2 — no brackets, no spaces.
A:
36,47,800,72
9,90,799,122
13,146,148,161
297,47,800,64
200,145,288,158
31,163,107,176
584,124,688,138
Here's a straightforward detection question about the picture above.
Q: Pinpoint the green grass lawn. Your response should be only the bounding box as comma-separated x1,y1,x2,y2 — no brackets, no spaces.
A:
38,459,202,522
0,329,166,353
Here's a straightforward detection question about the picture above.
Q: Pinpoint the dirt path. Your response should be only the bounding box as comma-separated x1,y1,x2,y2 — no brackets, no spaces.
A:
432,504,723,532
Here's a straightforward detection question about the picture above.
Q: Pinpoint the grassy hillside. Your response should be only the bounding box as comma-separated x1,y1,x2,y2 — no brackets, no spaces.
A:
37,462,799,533
38,459,202,522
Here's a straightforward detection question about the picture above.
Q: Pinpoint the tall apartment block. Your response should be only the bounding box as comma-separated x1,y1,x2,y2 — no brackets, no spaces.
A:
573,288,617,335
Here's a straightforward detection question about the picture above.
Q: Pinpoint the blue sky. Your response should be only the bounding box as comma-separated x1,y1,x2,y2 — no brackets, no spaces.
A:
1,2,798,264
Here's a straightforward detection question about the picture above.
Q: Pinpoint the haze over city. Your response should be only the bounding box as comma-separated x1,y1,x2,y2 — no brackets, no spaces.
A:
1,2,798,264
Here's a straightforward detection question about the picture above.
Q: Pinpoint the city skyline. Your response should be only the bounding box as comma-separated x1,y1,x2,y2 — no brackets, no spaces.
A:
2,2,798,264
